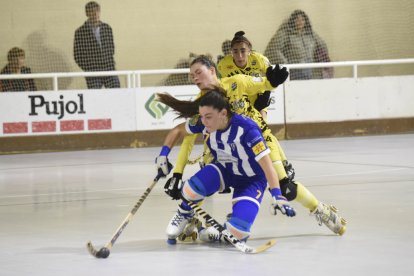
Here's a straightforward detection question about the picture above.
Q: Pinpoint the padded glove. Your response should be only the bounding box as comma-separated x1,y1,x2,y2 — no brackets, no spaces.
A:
254,90,271,111
164,173,183,200
270,188,296,217
266,64,289,87
155,146,173,177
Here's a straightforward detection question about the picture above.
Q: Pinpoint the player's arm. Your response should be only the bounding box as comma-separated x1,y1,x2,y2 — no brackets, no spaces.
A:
241,63,288,99
257,155,296,217
246,127,295,217
173,133,198,174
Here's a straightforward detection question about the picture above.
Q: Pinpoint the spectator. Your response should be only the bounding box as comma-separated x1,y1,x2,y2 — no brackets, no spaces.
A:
74,1,120,89
264,9,333,80
0,47,36,92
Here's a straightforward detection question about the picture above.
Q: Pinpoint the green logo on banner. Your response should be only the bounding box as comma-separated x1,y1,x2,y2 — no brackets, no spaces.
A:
145,93,169,119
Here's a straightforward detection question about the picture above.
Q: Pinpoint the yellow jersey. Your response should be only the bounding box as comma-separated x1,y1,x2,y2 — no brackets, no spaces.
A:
217,51,270,78
217,52,271,110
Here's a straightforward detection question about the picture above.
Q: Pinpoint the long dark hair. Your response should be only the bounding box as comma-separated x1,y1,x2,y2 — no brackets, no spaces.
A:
157,87,231,119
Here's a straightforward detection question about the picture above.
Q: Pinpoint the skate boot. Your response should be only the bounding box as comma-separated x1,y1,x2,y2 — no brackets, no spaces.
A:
311,202,347,235
198,225,225,243
177,217,201,242
166,206,194,244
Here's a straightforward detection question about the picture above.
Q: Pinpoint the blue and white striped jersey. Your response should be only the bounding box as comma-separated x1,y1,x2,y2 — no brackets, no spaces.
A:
185,114,270,178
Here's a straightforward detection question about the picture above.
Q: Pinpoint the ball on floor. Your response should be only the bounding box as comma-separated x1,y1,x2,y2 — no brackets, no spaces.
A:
97,247,110,258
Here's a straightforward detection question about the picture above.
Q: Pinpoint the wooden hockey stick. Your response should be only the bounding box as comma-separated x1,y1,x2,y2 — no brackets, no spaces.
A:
86,171,165,259
185,200,276,254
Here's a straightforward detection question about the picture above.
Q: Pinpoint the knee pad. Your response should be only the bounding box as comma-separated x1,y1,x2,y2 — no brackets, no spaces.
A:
279,178,298,201
181,164,221,202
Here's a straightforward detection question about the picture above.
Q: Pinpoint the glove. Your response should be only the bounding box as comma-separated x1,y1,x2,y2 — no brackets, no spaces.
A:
155,156,173,177
266,64,289,87
164,173,183,200
269,188,296,217
155,146,173,177
254,90,271,111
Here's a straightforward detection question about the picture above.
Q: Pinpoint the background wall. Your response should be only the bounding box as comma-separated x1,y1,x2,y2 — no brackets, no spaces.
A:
1,0,414,88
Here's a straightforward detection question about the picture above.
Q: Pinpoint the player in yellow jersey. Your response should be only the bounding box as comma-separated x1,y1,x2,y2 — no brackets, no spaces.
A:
160,55,346,242
218,31,271,120
217,31,292,179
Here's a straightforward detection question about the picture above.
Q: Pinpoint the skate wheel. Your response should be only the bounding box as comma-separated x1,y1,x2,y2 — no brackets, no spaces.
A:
177,233,187,242
167,238,177,245
190,232,198,241
341,217,347,225
329,205,338,212
338,226,346,236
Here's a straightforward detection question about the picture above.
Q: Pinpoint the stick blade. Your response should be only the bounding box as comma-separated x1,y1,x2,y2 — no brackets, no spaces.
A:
86,241,99,258
251,239,277,254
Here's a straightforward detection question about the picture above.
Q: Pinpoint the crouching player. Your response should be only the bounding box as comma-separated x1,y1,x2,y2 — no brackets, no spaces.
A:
155,89,296,244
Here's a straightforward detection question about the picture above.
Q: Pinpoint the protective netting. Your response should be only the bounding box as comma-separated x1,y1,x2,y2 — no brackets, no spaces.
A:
263,9,334,80
1,2,413,90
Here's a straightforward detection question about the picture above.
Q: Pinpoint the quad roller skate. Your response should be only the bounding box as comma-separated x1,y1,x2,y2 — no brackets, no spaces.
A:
311,202,347,235
166,207,194,244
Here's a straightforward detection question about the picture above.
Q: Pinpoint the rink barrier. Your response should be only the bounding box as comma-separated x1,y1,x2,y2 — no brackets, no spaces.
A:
0,59,413,154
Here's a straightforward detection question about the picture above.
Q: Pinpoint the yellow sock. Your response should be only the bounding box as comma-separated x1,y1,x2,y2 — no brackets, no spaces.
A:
295,181,319,211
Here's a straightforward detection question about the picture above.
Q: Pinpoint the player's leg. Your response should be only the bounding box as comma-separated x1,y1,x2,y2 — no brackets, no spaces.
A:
266,132,347,235
265,132,318,208
199,178,266,243
166,164,224,242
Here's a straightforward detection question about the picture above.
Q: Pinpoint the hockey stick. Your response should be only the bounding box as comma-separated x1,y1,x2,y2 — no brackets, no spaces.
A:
185,200,276,254
86,171,164,259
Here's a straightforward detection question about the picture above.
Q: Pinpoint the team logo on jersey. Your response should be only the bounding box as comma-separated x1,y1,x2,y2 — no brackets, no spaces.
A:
252,141,266,156
247,136,262,147
227,65,234,70
231,99,245,111
231,82,237,91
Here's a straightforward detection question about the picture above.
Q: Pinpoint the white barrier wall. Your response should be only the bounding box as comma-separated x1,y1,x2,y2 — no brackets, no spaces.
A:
1,75,413,137
284,76,414,123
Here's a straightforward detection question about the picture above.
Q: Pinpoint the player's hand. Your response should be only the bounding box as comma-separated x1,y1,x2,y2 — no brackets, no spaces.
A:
266,64,289,87
155,156,173,177
270,188,296,217
164,173,183,200
254,90,271,111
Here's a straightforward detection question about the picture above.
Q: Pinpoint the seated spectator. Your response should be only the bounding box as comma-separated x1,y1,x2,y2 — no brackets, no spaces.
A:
264,9,333,80
1,47,37,92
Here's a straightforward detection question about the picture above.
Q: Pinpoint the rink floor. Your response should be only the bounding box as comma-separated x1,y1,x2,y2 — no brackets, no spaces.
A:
0,134,413,276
